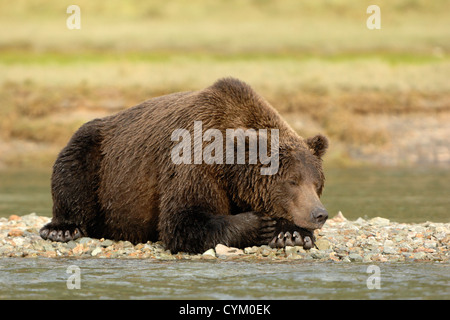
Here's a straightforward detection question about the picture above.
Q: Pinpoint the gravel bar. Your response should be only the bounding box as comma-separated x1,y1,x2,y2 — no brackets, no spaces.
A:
1,212,448,262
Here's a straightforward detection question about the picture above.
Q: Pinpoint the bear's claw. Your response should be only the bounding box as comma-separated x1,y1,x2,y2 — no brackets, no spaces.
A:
40,223,82,242
269,230,314,250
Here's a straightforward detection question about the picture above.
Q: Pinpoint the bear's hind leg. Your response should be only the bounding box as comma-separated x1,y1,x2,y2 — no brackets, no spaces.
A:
40,119,104,242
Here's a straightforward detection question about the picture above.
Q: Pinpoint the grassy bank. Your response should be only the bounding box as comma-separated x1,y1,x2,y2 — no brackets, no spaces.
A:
1,0,449,168
1,76,449,168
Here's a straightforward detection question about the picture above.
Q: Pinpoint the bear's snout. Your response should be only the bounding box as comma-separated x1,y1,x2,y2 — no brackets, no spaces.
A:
311,207,328,225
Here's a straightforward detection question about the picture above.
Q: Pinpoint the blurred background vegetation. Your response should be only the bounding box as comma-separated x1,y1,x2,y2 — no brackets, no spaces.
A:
1,0,449,168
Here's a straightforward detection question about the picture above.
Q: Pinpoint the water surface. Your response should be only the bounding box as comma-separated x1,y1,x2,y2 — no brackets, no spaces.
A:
0,258,448,300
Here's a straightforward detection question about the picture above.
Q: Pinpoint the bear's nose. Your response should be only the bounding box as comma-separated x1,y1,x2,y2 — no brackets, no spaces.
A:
311,208,328,224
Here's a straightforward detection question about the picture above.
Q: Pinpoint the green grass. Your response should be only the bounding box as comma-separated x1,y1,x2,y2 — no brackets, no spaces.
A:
1,0,449,56
1,50,448,65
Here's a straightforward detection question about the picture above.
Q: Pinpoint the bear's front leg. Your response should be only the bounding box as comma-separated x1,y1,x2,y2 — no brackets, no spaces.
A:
158,207,276,254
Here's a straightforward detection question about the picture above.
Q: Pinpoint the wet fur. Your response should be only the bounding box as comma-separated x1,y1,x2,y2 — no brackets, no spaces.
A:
41,78,327,253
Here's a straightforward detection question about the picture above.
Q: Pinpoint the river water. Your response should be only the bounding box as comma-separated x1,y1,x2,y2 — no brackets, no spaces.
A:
1,258,448,300
0,167,449,300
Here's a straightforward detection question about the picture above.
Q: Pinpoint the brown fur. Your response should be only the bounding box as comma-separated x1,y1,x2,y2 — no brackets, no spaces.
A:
40,78,328,253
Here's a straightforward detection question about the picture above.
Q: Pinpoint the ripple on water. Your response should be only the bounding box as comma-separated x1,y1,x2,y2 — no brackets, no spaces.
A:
0,258,448,299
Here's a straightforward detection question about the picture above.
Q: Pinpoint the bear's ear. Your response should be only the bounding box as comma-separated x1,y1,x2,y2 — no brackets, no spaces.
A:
306,134,328,158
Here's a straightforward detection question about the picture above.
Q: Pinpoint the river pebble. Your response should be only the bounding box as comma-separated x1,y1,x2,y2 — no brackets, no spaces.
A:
0,212,448,262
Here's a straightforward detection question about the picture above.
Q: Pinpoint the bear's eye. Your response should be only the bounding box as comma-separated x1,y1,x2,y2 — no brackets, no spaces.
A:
288,180,298,186
316,183,323,194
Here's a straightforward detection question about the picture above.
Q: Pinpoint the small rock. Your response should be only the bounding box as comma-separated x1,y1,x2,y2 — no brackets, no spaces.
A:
101,239,114,247
11,237,25,246
244,246,259,254
435,232,446,241
32,242,44,251
315,238,331,250
8,229,24,237
424,241,437,248
122,241,133,248
202,248,216,259
72,244,85,255
371,254,388,262
8,215,21,221
363,253,374,262
143,243,153,251
286,253,302,260
43,243,54,252
91,247,102,256
261,248,272,257
134,243,144,250
383,246,397,255
310,248,326,259
284,246,297,255
369,217,390,226
348,253,363,262
57,247,69,255
342,256,351,263
156,253,176,260
215,244,244,258
78,237,93,244
66,240,77,249
329,252,340,261
331,211,347,222
413,252,428,260
400,243,412,252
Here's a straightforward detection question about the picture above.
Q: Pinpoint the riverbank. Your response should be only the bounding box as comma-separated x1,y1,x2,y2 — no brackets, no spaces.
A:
1,212,448,262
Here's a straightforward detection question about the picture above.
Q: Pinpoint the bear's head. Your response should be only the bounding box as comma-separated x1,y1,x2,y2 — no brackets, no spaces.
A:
266,134,329,231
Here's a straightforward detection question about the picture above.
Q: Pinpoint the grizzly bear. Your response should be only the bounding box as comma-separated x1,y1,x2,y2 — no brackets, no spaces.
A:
40,78,329,253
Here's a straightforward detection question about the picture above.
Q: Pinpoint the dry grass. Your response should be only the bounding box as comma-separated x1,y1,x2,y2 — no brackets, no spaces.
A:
1,79,447,147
